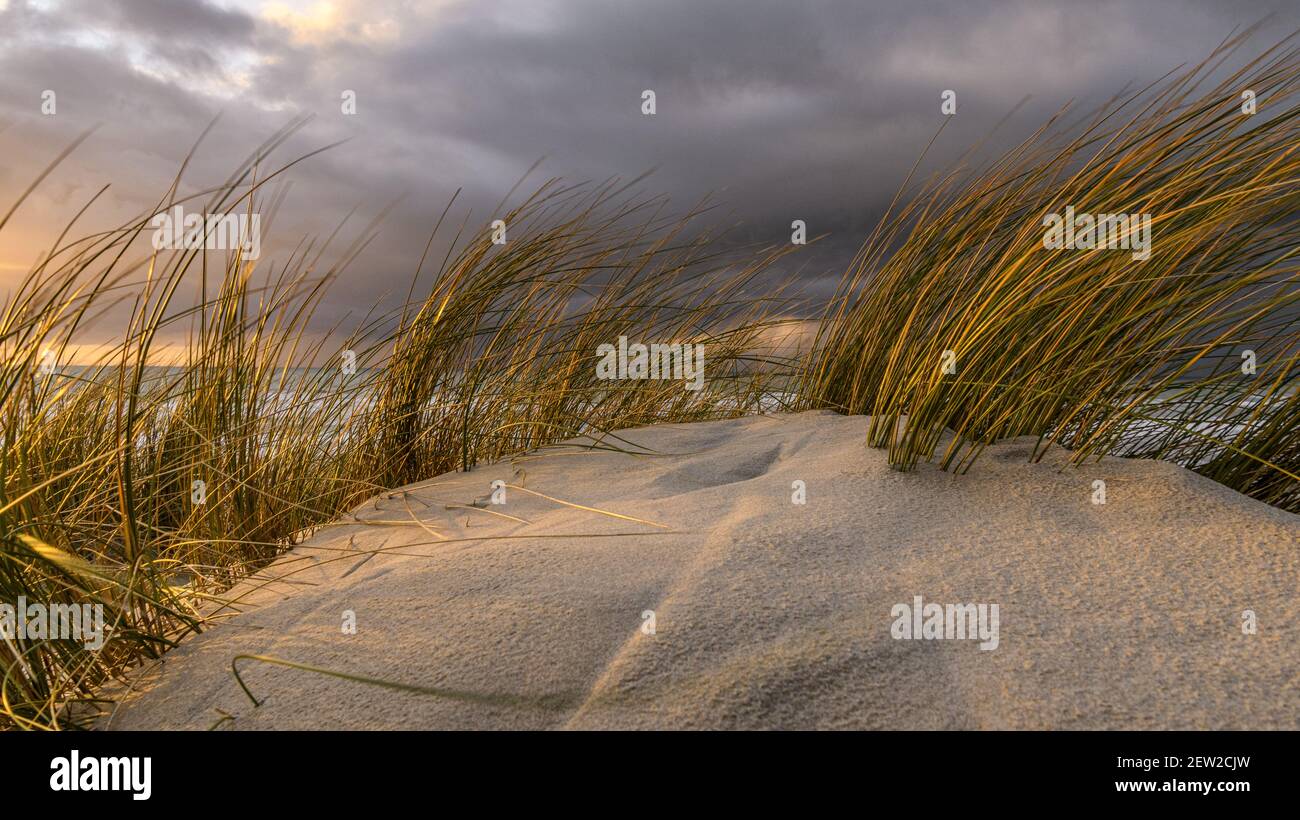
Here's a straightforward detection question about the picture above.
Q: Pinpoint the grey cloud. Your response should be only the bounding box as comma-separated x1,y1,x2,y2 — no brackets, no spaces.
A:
2,0,1298,325
74,0,256,42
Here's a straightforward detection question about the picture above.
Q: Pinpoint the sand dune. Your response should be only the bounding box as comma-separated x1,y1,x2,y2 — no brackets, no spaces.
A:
101,411,1299,730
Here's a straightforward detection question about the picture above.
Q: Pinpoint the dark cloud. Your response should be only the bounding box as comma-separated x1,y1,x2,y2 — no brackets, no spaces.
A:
74,0,255,42
1,0,1298,326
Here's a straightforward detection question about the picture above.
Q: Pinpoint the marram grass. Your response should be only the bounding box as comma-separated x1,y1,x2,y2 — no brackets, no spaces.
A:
3,35,1299,729
0,141,799,728
802,32,1300,511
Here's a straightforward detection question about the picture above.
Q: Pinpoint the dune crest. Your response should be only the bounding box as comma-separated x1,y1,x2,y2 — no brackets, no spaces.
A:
102,412,1299,730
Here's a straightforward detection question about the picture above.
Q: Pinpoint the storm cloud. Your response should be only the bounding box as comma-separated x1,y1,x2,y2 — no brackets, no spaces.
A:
1,0,1296,331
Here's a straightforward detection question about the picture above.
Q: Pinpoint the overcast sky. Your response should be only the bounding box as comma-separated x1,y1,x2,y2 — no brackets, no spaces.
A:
1,0,1297,341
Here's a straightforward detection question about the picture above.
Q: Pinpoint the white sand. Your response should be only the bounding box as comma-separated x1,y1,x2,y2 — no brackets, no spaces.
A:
101,411,1299,730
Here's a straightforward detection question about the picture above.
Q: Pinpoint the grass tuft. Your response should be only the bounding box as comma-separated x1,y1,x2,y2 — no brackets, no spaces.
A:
801,32,1300,511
